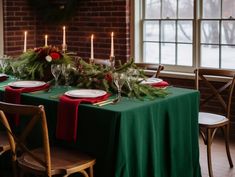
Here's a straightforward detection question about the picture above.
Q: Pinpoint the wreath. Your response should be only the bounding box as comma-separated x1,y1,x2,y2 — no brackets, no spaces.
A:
28,0,78,23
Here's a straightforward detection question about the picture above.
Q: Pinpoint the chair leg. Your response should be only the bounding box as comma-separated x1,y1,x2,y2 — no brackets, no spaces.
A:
89,166,94,177
79,170,89,177
207,128,214,177
222,125,233,168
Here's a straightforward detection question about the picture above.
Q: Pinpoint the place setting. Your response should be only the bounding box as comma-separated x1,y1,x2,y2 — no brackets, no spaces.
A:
56,88,110,141
139,77,169,88
4,80,50,104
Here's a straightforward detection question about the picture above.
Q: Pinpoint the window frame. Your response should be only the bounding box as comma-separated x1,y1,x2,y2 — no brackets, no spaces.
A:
133,0,235,73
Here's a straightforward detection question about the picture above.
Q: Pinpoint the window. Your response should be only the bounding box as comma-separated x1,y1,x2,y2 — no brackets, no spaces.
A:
201,0,235,69
134,0,235,72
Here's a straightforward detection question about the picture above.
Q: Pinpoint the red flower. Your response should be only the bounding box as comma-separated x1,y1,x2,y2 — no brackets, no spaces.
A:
105,73,113,82
50,52,61,60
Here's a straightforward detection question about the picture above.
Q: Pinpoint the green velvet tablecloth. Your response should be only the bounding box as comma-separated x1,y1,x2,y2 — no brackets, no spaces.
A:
0,78,201,177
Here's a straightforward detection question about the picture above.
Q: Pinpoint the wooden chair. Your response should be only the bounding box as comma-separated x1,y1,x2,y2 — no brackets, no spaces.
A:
0,101,95,177
195,68,235,177
0,132,10,155
134,63,164,78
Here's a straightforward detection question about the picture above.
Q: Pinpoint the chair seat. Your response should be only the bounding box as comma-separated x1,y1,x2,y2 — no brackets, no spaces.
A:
199,112,229,125
18,147,96,175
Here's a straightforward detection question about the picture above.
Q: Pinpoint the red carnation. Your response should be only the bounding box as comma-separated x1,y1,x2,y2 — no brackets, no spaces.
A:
50,52,61,60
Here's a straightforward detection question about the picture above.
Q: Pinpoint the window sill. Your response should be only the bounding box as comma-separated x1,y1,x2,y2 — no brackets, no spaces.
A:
160,71,195,80
155,70,231,82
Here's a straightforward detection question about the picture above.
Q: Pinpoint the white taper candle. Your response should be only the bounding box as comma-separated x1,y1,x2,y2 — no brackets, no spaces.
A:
23,31,27,53
45,35,48,47
63,26,66,46
91,34,94,59
110,32,114,57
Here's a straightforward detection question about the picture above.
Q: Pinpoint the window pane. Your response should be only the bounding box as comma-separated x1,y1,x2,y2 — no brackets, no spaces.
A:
203,0,221,19
144,21,159,41
144,42,159,63
178,0,194,19
178,44,192,66
145,0,161,19
201,21,219,44
221,46,235,69
221,21,235,45
161,21,176,42
162,0,176,18
161,43,175,64
201,45,219,68
177,21,192,43
222,0,235,18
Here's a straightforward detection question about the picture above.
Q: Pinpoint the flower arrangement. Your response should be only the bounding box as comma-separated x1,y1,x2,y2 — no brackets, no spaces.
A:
12,46,72,81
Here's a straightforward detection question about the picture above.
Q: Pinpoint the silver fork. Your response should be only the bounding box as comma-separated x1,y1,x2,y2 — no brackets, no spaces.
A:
97,97,120,106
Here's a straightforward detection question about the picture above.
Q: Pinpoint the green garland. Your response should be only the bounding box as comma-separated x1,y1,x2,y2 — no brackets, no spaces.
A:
6,53,168,99
70,59,169,99
28,0,78,23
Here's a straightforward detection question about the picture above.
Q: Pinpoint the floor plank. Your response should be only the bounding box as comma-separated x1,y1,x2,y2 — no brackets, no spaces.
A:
200,137,235,177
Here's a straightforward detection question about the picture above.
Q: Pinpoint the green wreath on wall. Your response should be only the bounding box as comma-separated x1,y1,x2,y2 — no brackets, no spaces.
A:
28,0,78,23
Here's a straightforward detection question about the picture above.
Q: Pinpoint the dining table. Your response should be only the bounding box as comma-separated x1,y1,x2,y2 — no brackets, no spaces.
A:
0,77,201,177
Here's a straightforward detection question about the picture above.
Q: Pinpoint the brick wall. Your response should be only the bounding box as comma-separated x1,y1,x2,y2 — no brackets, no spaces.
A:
3,0,36,56
3,0,130,61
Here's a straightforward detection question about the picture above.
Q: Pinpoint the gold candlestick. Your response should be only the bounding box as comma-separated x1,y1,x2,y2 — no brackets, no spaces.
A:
89,58,94,64
109,55,115,69
62,44,67,54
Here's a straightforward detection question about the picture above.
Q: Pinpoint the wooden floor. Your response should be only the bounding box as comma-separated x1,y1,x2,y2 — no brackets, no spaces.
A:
1,137,235,177
200,137,235,177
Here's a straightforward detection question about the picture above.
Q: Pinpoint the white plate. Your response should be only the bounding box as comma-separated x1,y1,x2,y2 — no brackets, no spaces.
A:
8,81,46,88
65,89,107,98
140,78,163,85
0,73,8,77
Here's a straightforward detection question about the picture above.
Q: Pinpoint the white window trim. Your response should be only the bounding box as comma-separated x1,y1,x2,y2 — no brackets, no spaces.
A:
0,0,3,56
132,0,143,63
132,0,198,73
132,1,235,74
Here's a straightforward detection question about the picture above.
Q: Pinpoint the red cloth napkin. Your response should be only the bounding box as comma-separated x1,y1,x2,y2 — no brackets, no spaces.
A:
56,93,110,142
151,81,169,88
4,83,50,125
0,75,8,82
